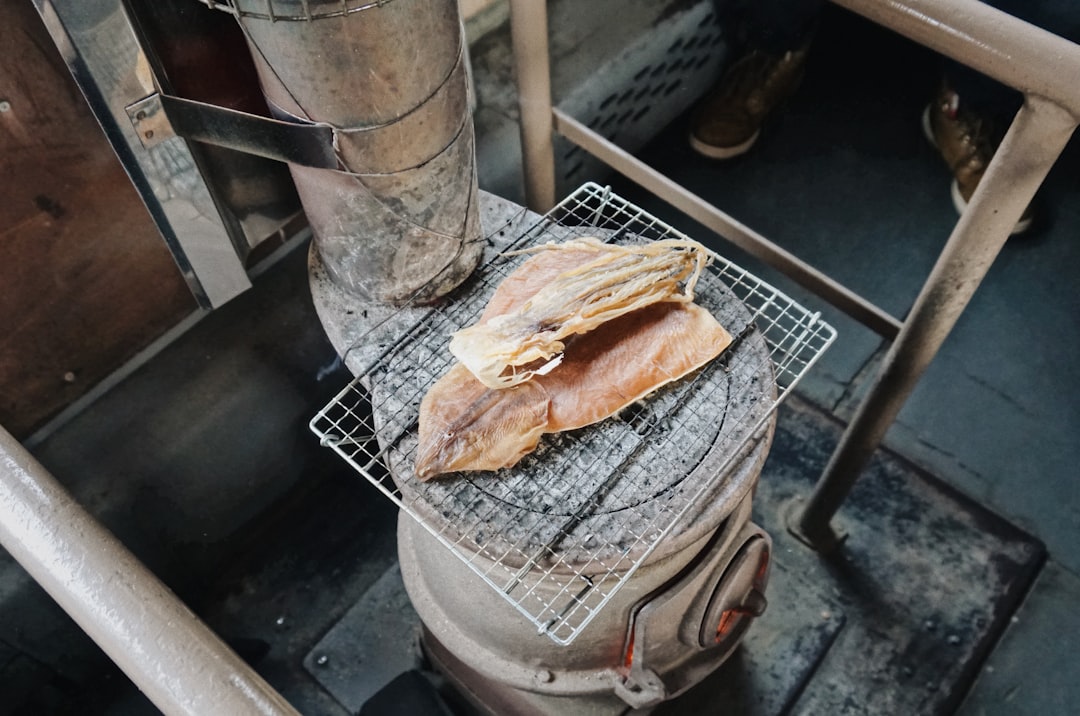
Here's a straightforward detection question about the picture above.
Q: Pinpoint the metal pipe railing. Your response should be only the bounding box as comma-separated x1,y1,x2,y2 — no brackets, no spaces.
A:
792,93,1078,547
790,0,1080,546
508,0,1080,550
832,0,1080,116
0,426,301,716
551,107,904,340
509,0,557,212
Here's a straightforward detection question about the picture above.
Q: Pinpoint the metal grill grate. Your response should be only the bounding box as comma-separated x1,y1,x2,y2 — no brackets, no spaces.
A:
310,183,835,644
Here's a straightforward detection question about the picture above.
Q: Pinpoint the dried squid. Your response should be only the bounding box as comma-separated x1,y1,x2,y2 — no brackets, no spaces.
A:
415,239,731,480
448,237,708,389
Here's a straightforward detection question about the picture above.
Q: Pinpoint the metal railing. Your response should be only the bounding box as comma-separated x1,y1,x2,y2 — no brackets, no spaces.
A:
0,426,301,716
508,0,1080,549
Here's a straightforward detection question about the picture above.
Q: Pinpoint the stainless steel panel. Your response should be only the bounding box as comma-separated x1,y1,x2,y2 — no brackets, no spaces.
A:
33,0,252,309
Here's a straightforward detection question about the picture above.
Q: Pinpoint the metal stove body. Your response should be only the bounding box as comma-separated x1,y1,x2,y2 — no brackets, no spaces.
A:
311,186,834,714
401,486,771,714
396,351,777,714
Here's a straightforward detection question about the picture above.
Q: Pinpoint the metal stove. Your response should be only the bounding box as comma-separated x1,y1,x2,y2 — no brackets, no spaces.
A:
310,183,834,713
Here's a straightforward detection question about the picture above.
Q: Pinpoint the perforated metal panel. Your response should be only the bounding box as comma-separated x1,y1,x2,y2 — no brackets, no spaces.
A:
554,2,727,194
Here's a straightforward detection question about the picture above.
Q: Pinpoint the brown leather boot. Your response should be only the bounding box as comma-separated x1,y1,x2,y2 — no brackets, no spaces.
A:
689,44,810,160
922,83,1033,234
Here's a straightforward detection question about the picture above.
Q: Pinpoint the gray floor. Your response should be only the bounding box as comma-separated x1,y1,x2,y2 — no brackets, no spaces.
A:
2,3,1077,715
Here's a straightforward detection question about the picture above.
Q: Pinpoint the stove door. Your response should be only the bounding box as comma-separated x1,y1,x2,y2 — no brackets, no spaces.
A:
616,507,771,709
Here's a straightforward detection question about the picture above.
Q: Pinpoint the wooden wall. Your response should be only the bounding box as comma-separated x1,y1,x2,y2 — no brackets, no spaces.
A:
0,1,196,438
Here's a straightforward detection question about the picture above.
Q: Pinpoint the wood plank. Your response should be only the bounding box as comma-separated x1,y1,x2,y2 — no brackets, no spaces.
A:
0,2,195,438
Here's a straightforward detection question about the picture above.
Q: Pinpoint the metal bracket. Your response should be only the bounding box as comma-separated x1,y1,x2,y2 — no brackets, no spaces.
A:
125,93,338,169
124,94,173,148
613,666,667,710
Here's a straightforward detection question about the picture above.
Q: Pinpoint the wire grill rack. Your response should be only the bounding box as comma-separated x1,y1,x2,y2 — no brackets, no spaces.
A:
310,183,835,644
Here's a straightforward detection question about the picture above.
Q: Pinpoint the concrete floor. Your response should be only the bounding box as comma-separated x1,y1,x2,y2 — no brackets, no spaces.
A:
1,2,1076,714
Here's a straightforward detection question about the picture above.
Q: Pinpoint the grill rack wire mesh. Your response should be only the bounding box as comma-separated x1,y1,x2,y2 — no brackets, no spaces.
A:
310,183,836,645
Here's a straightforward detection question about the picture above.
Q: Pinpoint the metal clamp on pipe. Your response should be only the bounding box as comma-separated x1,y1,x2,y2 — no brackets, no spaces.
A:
125,92,338,169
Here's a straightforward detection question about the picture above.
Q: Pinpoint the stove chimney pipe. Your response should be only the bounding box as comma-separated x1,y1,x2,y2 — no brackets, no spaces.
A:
221,0,484,304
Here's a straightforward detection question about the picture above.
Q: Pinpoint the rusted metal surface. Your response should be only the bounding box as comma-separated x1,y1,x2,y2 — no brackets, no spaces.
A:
0,425,300,716
235,0,483,304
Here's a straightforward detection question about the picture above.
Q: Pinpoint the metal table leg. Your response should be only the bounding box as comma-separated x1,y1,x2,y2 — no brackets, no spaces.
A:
791,96,1078,550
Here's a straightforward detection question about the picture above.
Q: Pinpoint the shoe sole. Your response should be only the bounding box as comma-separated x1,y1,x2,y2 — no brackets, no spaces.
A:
920,104,936,147
922,104,1032,236
688,128,760,160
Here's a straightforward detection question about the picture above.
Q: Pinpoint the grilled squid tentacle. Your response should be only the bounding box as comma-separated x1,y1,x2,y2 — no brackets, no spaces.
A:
449,237,710,389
